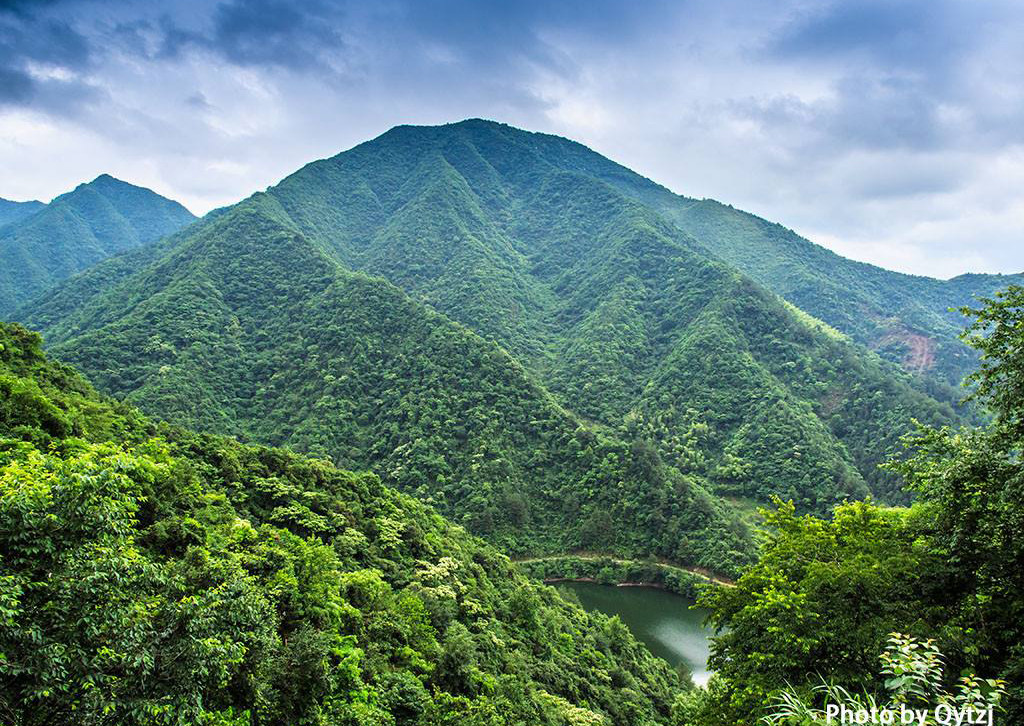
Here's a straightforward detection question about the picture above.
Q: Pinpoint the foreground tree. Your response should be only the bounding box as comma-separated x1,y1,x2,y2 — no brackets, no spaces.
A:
0,323,684,725
889,285,1024,716
683,285,1024,726
764,634,1005,726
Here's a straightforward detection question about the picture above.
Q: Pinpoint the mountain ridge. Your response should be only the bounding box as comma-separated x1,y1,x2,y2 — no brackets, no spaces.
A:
0,197,45,227
358,120,1019,384
13,120,967,579
565,155,1024,383
0,174,195,315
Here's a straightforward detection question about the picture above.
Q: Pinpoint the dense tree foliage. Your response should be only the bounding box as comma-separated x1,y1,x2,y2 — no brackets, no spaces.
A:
269,121,960,505
2,119,1016,726
959,286,1024,436
0,174,194,316
0,198,44,228
761,635,1006,725
633,193,1024,386
19,121,958,537
691,500,943,723
16,195,755,576
0,321,690,725
685,286,1024,725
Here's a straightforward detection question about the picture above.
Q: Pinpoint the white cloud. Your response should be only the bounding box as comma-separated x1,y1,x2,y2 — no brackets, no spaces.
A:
0,0,1021,277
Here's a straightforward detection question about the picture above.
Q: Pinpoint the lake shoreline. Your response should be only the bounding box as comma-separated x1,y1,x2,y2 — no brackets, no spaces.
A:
544,576,669,590
517,553,732,599
555,580,714,687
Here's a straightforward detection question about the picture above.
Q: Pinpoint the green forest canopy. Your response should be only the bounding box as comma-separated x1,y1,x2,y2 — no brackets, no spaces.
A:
683,286,1024,725
13,122,969,578
0,174,195,316
0,320,689,725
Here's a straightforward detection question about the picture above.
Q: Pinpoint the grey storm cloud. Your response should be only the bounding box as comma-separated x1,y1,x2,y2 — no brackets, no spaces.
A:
157,0,346,71
142,0,656,81
0,7,92,109
0,0,1020,278
768,0,973,69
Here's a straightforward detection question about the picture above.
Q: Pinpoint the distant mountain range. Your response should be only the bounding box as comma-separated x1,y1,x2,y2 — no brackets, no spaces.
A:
610,186,1023,385
8,120,999,573
0,197,45,227
0,174,195,316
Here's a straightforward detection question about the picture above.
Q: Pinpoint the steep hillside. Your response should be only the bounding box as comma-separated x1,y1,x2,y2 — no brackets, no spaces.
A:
0,197,44,227
265,120,959,504
508,144,1022,385
19,121,959,529
25,197,752,574
0,321,688,725
18,121,958,516
648,197,1024,384
0,174,195,315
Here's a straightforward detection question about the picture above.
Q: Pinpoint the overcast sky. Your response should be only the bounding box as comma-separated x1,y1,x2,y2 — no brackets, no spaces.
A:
2,0,1022,279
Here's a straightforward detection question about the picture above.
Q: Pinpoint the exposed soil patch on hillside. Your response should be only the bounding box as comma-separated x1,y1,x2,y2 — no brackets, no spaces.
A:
875,329,936,372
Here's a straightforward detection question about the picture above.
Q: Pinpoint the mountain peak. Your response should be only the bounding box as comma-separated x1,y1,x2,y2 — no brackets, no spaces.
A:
76,173,153,196
367,118,562,150
447,117,514,130
87,172,123,188
386,117,511,133
0,195,43,205
0,173,197,315
67,172,122,192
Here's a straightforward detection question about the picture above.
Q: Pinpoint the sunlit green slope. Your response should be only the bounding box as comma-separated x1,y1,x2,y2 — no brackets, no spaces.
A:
18,121,960,532
0,320,689,725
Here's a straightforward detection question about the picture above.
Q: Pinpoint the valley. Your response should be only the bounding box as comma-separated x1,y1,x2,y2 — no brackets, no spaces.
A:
557,582,714,687
2,120,1022,725
13,122,965,575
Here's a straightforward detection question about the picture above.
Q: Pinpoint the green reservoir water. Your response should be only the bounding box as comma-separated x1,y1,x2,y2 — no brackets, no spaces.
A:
558,582,714,685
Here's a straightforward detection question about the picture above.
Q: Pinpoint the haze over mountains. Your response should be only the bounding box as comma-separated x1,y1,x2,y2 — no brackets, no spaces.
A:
6,120,991,576
0,198,45,227
0,174,195,316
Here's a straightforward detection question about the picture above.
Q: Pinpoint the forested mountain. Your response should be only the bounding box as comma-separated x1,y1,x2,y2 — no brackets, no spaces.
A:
683,286,1024,725
526,143,1023,385
244,120,962,503
648,199,1023,385
0,174,195,316
19,196,753,574
0,321,687,725
15,122,963,561
0,197,44,227
6,119,1016,723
